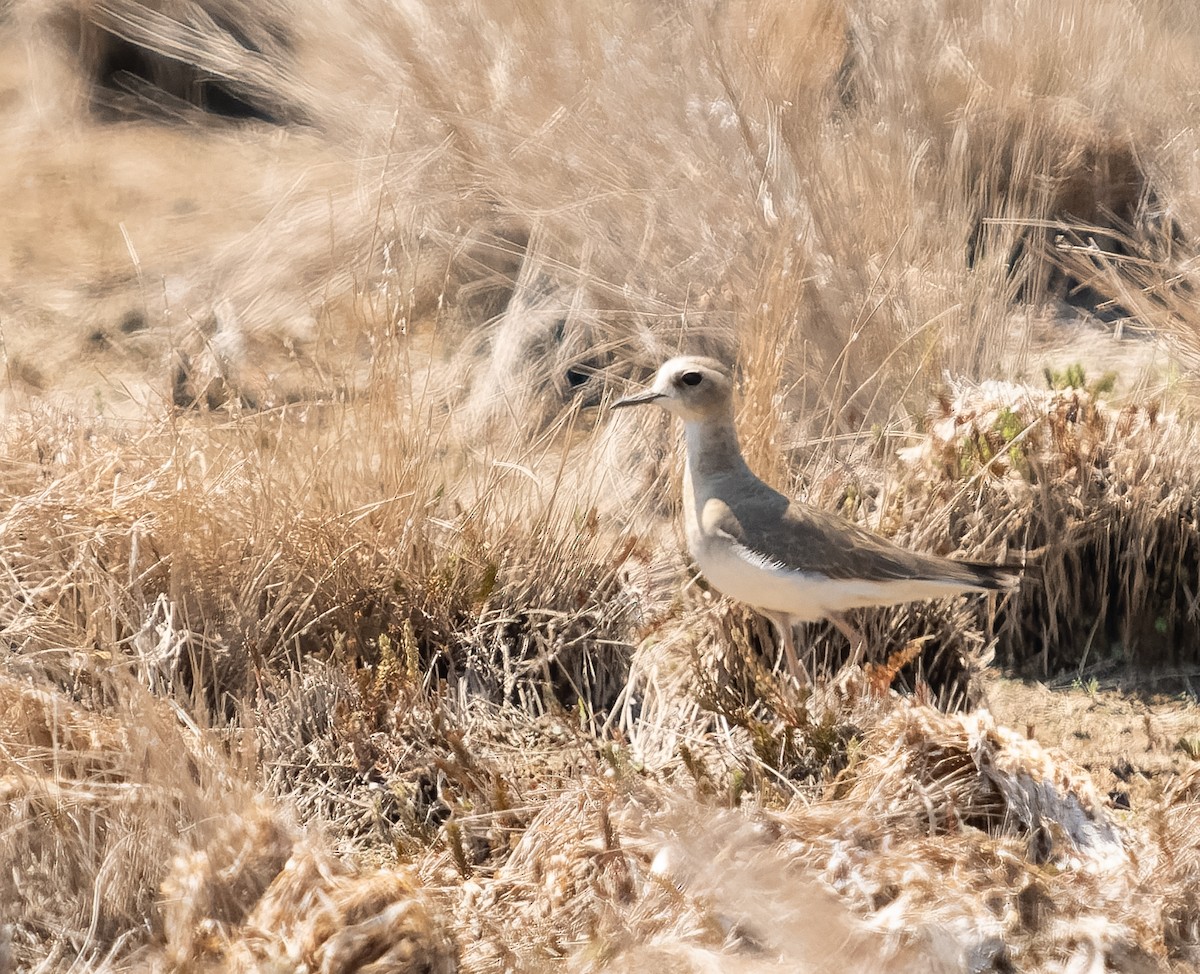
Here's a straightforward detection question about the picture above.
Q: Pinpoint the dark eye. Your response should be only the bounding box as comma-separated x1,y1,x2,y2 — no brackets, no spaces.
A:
680,371,703,387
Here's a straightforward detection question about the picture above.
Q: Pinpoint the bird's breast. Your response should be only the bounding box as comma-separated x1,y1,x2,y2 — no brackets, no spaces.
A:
690,532,829,621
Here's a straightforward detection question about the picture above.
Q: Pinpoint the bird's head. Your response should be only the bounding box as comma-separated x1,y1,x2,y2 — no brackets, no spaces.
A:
611,356,734,423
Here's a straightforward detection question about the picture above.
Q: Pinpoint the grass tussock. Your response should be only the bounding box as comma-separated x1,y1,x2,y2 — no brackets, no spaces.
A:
900,380,1200,673
0,665,247,968
4,0,1200,970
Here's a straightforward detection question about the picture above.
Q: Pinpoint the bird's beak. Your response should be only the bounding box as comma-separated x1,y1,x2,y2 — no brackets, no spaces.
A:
611,389,665,410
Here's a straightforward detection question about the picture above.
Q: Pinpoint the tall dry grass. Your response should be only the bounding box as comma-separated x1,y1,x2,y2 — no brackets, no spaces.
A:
3,0,1200,970
13,0,1191,425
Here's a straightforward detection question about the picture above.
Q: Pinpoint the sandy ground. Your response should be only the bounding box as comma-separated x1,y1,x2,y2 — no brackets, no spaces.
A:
985,673,1200,813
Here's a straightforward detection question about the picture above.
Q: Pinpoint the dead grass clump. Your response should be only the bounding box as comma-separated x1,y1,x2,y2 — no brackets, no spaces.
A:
0,661,458,971
900,380,1200,673
436,695,1168,972
0,390,642,717
762,698,1193,971
0,668,251,968
838,704,1124,864
444,779,942,974
452,780,651,972
1152,775,1200,965
293,866,455,974
614,598,997,810
633,805,973,974
156,803,298,967
676,606,879,788
159,827,455,973
1077,204,1200,391
249,652,609,863
966,127,1174,316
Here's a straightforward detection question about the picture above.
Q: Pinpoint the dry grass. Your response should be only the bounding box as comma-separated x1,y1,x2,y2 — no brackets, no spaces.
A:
4,0,1200,971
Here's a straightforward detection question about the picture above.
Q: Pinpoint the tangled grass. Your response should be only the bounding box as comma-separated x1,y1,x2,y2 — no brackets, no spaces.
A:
3,0,1200,970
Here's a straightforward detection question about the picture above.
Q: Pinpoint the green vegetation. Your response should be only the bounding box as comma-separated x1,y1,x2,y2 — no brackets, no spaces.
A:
1043,362,1119,395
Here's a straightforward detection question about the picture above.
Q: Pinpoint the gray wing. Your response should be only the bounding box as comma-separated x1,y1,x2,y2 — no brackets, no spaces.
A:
706,481,1017,590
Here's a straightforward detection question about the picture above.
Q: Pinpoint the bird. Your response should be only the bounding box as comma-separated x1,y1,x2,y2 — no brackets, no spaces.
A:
611,355,1021,683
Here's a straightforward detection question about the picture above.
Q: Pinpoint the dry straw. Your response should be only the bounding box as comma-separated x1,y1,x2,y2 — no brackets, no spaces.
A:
3,0,1200,970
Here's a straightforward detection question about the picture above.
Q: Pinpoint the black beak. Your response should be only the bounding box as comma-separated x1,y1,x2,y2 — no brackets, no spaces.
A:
611,390,665,410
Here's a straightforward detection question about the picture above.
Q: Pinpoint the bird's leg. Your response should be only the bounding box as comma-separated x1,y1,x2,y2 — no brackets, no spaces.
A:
828,612,868,669
765,612,809,685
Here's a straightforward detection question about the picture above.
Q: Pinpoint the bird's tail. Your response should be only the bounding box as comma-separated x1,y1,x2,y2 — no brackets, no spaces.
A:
956,559,1027,591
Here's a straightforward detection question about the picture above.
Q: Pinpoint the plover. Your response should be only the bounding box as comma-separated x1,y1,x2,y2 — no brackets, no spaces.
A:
612,356,1020,682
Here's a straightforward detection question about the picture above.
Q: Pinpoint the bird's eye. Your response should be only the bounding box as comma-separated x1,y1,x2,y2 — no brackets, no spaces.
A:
680,371,703,387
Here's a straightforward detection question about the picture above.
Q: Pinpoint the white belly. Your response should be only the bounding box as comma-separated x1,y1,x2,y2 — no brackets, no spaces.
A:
691,533,983,621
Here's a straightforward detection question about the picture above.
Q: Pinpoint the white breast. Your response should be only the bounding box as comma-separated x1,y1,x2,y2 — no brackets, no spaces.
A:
689,535,817,619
